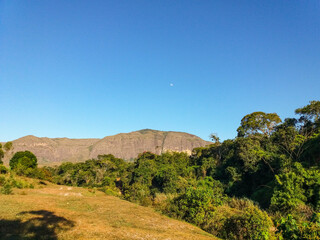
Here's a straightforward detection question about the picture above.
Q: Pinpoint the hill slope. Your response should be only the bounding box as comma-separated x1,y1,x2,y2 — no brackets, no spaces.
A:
3,129,211,165
0,183,216,240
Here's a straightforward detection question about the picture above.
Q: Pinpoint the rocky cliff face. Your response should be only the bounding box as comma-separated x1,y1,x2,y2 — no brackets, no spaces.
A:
3,129,211,165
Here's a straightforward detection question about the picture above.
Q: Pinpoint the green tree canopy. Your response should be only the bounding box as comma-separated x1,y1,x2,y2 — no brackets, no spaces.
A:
237,112,282,137
295,100,320,122
9,151,38,170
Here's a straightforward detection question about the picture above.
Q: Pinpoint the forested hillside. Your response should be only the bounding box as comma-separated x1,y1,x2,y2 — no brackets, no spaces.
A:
1,100,320,239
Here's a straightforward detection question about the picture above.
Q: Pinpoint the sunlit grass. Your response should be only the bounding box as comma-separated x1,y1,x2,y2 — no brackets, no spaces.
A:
0,179,217,239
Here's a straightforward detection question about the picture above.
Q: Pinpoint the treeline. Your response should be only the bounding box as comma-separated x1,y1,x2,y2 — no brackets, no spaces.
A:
1,100,320,240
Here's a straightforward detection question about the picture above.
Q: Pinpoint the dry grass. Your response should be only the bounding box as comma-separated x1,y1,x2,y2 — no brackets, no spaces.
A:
0,182,217,240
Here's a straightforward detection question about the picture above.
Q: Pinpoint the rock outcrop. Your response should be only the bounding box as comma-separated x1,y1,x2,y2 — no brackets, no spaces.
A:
3,129,211,165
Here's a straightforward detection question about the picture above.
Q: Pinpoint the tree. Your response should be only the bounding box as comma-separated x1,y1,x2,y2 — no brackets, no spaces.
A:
272,118,304,160
295,101,320,136
9,151,37,170
295,100,320,122
209,133,220,144
237,112,282,137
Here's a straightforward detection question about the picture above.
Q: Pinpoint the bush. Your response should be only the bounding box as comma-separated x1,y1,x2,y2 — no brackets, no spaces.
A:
170,179,226,225
0,173,35,193
123,183,153,206
0,182,12,195
201,204,239,236
153,193,179,214
0,175,5,185
222,205,275,240
202,199,276,240
99,186,121,197
0,165,8,174
276,213,320,240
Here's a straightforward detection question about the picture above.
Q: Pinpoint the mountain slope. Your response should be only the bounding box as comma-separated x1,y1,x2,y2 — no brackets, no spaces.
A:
3,129,211,165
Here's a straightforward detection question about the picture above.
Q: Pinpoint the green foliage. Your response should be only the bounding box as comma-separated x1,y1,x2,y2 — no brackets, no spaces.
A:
123,182,152,205
9,151,38,171
271,171,306,212
99,186,121,197
295,100,320,122
300,133,320,167
277,214,320,240
0,173,35,194
0,165,8,174
54,154,128,188
237,111,282,137
209,133,220,144
170,178,226,225
236,136,266,173
152,165,178,193
131,151,157,186
221,205,275,240
271,163,320,213
201,199,275,240
1,182,13,195
191,146,218,178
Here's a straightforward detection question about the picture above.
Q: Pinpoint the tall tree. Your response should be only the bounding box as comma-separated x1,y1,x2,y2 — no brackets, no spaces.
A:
9,151,38,170
237,112,282,137
295,100,320,122
295,100,320,135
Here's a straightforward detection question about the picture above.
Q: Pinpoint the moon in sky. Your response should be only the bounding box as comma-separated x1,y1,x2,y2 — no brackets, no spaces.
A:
170,83,174,87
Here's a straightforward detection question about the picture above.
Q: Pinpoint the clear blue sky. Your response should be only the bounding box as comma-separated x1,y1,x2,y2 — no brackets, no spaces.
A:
1,0,319,142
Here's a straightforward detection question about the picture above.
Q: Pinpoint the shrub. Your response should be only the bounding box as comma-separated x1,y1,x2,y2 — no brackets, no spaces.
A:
1,182,12,195
170,179,226,225
0,173,34,192
153,193,177,213
99,186,121,197
0,165,8,174
202,199,276,240
222,205,275,240
201,204,239,236
124,183,153,206
0,175,5,185
276,213,320,240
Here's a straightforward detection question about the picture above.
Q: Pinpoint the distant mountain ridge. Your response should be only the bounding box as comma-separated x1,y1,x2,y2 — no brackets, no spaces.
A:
2,129,212,165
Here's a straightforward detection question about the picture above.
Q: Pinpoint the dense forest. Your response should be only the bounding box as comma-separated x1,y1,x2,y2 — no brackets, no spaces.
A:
1,100,320,240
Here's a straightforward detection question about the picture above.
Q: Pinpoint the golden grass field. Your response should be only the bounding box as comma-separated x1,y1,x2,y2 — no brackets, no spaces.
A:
0,181,217,240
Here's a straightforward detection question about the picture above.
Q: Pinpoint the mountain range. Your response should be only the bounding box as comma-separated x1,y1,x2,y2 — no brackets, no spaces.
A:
2,129,211,165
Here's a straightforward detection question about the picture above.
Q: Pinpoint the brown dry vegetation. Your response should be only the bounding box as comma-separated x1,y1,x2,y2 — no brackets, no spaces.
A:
0,182,217,240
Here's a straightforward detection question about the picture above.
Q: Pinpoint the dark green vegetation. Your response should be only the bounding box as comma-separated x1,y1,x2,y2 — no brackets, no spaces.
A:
1,100,319,240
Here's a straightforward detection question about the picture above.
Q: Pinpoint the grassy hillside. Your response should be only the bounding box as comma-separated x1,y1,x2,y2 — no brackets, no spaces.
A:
0,180,217,240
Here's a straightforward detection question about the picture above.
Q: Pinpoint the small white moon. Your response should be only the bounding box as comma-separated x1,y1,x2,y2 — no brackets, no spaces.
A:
170,83,174,87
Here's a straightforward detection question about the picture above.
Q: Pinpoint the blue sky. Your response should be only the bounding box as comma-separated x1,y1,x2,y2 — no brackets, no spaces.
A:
0,0,319,142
